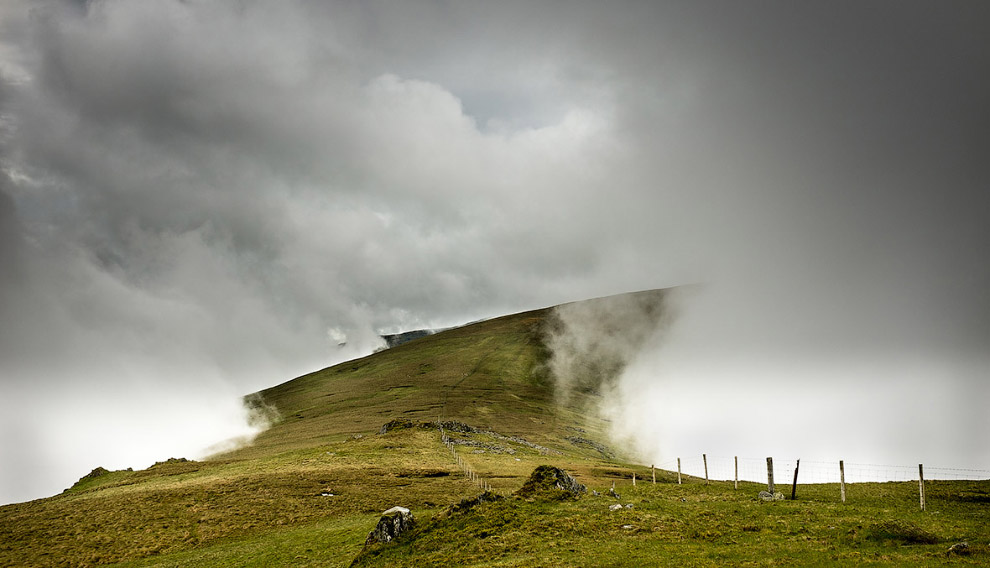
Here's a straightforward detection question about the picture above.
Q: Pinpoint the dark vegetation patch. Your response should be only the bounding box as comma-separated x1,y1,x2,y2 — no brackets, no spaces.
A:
865,520,940,545
592,467,634,479
440,490,506,518
952,491,990,504
395,469,451,478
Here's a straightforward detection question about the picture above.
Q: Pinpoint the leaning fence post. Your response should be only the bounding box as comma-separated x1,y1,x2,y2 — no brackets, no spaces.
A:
677,458,682,485
703,454,709,485
766,457,775,494
839,460,846,503
791,459,800,500
918,464,926,511
652,464,656,484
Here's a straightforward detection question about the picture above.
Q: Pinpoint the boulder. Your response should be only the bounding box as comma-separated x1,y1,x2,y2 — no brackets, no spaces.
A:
364,506,415,546
758,491,785,501
947,542,970,556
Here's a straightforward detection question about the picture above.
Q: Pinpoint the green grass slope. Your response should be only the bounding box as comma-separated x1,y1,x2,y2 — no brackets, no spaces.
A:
1,289,988,567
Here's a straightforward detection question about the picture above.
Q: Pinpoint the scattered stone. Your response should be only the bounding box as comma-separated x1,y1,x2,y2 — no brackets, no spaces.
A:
609,504,623,511
82,467,110,480
437,421,481,434
624,504,634,509
379,419,414,434
149,457,194,468
516,466,586,499
622,524,635,530
564,436,615,459
364,506,415,546
591,490,600,497
758,491,785,501
608,487,621,500
438,421,559,455
947,542,970,556
66,467,111,492
449,438,515,454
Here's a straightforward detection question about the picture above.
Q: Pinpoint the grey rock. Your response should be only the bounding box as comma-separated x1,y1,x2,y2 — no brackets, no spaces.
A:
609,503,623,511
758,491,785,501
947,542,970,556
364,507,415,546
516,466,586,498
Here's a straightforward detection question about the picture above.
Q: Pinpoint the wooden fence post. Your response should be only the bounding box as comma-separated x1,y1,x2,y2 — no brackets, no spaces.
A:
734,456,738,490
677,458,682,485
703,454,709,485
633,472,636,486
766,457,775,494
918,464,926,511
839,460,846,503
652,465,656,484
791,459,800,500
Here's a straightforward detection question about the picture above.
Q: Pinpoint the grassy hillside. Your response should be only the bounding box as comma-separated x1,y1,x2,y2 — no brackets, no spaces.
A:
1,289,987,567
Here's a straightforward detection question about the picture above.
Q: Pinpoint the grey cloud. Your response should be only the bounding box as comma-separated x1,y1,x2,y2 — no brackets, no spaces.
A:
1,0,988,502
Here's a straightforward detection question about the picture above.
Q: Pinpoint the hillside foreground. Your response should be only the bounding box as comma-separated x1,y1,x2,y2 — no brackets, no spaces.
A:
1,290,988,566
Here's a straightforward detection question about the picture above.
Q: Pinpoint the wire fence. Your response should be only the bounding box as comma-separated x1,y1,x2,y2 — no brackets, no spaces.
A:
654,455,990,485
439,426,495,493
434,421,990,513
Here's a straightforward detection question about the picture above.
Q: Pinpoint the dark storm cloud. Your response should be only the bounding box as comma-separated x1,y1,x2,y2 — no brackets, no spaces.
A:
1,0,988,503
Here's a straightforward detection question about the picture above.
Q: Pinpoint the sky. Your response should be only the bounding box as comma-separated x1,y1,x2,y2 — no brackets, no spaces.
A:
1,0,988,504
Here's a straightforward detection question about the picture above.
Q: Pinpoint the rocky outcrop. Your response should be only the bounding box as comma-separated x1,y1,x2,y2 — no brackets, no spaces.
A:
516,466,586,499
364,506,415,546
379,419,415,434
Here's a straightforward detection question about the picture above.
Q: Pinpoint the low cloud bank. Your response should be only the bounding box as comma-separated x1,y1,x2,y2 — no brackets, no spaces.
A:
547,285,990,478
544,289,676,405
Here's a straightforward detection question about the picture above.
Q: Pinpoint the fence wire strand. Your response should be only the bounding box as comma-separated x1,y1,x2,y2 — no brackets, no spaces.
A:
659,455,990,484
